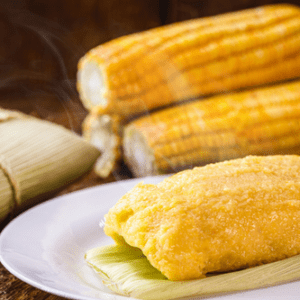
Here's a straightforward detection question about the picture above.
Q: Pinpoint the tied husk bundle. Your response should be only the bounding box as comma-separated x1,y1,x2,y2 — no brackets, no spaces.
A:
0,108,100,223
86,244,300,300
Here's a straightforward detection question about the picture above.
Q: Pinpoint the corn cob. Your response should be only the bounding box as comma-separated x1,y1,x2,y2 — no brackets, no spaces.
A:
77,4,300,120
93,155,300,294
123,80,300,177
82,111,121,178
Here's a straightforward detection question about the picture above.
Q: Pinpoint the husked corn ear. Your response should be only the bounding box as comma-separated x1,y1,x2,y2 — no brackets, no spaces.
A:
78,4,300,120
124,80,300,177
103,155,300,282
82,111,121,178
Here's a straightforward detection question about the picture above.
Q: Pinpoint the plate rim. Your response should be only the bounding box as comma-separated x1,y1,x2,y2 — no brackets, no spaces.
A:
0,175,169,300
2,174,300,300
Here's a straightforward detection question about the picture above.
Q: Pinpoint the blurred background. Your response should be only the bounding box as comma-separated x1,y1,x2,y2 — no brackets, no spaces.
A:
1,0,300,134
2,1,300,296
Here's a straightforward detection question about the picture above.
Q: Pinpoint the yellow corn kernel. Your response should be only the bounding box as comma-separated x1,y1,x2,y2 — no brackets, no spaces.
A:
123,80,300,177
78,4,300,120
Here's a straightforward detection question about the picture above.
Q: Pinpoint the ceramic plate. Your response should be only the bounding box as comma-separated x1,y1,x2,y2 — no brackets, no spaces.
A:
1,175,300,300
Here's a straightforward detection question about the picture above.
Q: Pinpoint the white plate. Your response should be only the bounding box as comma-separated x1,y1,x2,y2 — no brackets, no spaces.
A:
1,175,300,300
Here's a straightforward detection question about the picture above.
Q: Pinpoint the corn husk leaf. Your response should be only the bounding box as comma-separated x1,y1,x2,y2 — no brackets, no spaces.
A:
0,108,100,221
85,244,300,300
0,168,14,223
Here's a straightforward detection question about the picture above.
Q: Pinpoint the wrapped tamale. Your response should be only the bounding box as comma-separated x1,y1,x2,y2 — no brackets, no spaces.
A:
86,155,300,299
123,79,300,177
0,108,100,223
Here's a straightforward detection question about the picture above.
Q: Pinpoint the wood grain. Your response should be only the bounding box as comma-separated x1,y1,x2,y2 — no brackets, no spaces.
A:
0,264,65,300
0,0,292,298
0,168,114,300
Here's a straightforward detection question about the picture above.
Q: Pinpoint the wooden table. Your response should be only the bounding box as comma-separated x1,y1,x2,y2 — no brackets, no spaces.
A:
1,1,294,297
0,79,132,299
0,161,131,299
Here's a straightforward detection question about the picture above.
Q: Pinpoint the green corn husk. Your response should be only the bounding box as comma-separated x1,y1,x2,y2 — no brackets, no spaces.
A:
85,244,300,300
0,108,100,222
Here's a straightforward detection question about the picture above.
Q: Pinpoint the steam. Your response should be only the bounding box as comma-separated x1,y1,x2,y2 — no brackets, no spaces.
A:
0,2,87,132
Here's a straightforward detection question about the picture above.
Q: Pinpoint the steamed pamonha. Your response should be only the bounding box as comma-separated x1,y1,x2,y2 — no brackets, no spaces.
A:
103,155,300,281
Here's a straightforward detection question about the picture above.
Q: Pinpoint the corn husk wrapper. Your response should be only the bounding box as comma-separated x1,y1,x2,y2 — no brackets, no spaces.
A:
0,108,100,223
85,244,300,300
0,169,14,223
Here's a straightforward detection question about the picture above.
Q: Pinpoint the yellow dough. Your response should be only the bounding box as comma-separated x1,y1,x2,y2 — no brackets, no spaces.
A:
104,155,300,280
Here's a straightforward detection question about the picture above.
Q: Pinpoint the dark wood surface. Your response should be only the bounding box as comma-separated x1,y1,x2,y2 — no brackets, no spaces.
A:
0,1,159,298
0,97,118,300
0,170,120,300
2,0,300,298
0,84,134,300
